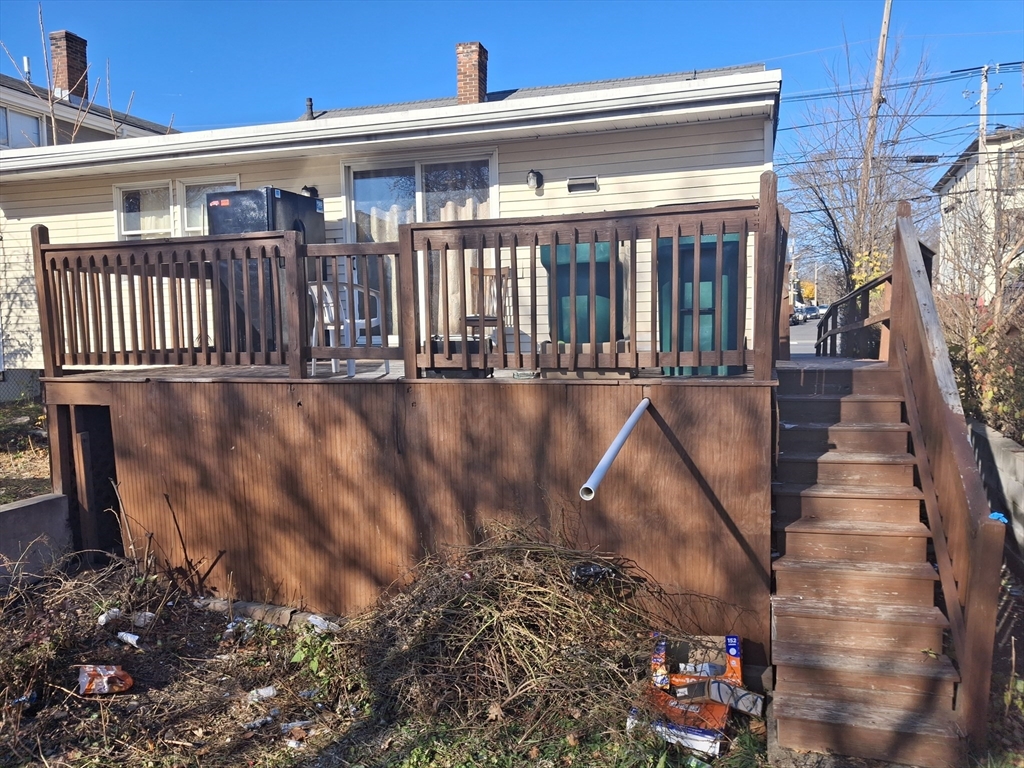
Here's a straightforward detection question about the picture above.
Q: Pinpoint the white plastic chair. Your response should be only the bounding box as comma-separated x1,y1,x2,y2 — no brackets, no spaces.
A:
308,274,390,378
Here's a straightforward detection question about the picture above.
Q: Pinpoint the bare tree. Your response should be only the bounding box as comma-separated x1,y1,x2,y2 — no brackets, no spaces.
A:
935,132,1024,440
785,39,937,296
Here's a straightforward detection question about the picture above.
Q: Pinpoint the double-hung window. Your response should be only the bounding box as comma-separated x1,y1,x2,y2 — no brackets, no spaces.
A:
115,176,238,240
0,106,44,148
118,184,173,240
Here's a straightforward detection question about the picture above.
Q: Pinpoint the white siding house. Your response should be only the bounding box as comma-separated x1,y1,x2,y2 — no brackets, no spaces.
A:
933,127,1024,301
1,44,780,378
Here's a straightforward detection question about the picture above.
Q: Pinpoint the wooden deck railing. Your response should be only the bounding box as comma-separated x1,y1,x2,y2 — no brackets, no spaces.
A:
400,172,787,380
32,228,296,377
810,203,1005,744
298,242,405,378
33,172,789,381
814,269,893,358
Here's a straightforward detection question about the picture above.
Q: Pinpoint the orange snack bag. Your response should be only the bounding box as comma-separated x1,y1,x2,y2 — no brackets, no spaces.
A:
78,665,134,695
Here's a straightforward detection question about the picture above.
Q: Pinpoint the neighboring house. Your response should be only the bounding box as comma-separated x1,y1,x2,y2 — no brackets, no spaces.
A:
0,30,171,397
932,126,1024,303
0,31,171,148
1,42,781,382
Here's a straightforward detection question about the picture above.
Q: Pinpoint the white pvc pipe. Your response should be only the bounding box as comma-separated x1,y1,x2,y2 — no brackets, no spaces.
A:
580,397,651,501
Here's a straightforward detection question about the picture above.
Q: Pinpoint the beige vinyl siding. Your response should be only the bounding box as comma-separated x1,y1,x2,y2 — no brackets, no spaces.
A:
1,174,121,369
498,119,767,215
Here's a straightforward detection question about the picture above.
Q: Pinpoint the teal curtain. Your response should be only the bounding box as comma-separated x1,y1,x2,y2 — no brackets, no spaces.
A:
540,242,624,345
657,233,741,376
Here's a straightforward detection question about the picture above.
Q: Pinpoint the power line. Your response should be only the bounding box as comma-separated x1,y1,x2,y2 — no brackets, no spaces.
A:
780,62,1023,105
779,112,1024,132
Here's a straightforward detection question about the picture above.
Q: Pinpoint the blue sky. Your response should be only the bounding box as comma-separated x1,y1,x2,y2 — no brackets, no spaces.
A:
1,0,1021,187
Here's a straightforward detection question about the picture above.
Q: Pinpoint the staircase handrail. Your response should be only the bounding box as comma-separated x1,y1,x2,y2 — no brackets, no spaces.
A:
889,208,1005,744
814,270,892,356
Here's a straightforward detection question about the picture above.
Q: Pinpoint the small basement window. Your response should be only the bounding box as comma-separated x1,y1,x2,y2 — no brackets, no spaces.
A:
567,176,599,194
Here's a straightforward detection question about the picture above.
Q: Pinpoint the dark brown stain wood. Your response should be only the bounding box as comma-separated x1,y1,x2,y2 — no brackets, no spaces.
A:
753,172,779,380
889,215,1004,742
774,693,962,768
80,377,774,653
31,226,60,378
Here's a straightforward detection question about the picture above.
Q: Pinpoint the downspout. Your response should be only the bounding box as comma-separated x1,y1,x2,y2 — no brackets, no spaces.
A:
579,397,651,501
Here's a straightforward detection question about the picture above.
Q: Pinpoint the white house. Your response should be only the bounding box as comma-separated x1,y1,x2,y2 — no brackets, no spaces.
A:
932,126,1024,303
1,42,781,387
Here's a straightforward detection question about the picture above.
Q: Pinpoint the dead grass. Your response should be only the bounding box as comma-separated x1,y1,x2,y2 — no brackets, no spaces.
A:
0,532,756,768
0,555,324,767
0,400,50,507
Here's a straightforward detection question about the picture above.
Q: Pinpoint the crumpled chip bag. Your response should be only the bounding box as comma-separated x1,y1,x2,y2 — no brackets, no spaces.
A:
78,665,134,695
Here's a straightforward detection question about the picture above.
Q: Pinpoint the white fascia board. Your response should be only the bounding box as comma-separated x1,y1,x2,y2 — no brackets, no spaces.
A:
1,69,781,180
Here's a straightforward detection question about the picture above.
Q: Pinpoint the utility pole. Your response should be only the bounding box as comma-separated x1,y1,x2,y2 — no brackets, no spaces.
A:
855,0,893,260
978,65,989,211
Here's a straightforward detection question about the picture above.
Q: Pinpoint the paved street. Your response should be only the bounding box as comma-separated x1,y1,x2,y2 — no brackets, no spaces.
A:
788,314,820,356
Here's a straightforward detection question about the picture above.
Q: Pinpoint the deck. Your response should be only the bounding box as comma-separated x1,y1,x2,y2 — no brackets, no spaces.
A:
27,184,1005,758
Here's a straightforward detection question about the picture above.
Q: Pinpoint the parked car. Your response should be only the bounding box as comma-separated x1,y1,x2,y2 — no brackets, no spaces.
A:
792,305,812,323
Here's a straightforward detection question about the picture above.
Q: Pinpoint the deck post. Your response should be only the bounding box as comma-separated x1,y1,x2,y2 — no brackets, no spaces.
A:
753,171,779,380
774,206,791,364
31,225,60,379
398,224,420,379
777,261,791,361
32,225,76,504
69,407,100,562
960,517,1006,742
282,232,309,379
888,201,911,366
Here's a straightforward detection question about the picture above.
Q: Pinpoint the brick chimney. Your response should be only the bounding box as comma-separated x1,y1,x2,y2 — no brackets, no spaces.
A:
456,42,487,105
49,30,88,99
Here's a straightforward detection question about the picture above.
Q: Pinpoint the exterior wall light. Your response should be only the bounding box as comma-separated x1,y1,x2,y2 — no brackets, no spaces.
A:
526,170,543,190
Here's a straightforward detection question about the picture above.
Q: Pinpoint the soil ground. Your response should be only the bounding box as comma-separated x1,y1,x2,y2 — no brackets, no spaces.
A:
0,400,50,506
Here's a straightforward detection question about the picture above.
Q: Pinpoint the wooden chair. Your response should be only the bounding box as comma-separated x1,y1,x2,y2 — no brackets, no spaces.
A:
465,266,513,339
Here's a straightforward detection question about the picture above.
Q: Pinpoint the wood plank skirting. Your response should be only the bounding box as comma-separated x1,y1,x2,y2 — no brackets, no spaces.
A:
65,377,773,658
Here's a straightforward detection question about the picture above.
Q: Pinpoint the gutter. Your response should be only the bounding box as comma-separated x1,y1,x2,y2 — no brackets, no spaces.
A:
1,69,781,180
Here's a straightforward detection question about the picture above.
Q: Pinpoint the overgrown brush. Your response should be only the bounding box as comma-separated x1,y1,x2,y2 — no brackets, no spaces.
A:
303,529,718,755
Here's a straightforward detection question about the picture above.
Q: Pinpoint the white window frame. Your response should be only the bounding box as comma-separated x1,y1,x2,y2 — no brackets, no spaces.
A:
0,105,46,149
341,148,499,243
175,175,241,236
114,180,174,240
113,174,240,240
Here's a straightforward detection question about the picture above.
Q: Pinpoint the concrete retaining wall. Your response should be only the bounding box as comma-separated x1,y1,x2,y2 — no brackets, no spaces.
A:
969,420,1024,563
0,494,70,586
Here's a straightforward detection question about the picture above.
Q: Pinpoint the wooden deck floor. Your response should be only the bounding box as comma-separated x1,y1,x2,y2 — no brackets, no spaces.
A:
780,355,892,370
47,363,773,386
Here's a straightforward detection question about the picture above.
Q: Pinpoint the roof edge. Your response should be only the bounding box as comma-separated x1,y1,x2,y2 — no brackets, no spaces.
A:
1,68,782,180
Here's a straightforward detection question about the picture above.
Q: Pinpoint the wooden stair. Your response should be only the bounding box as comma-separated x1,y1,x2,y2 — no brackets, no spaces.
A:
771,366,965,767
